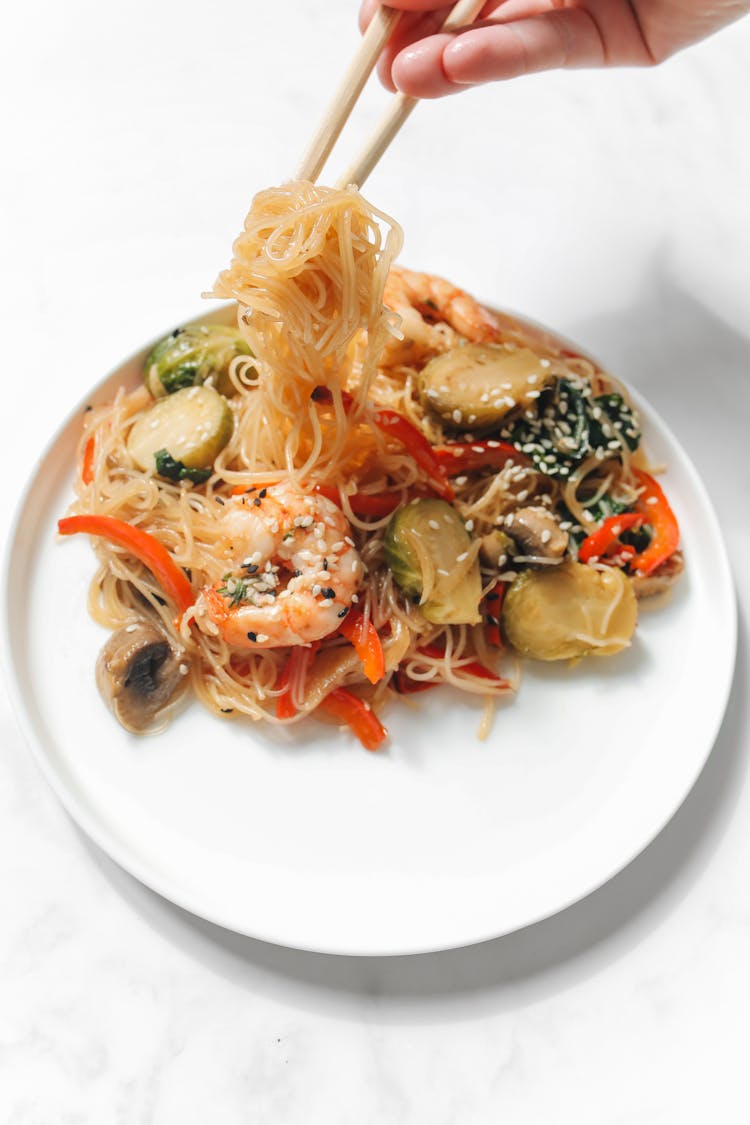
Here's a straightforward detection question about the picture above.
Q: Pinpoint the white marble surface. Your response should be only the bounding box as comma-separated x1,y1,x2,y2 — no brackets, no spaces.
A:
2,1,750,1121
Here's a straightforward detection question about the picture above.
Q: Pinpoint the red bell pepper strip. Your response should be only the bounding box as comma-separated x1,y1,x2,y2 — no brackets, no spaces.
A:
392,667,439,694
81,436,96,486
433,440,530,476
370,408,454,499
318,688,387,751
417,642,510,686
57,515,194,614
338,607,385,685
311,386,454,500
630,469,680,576
312,483,402,519
275,642,320,719
578,513,643,564
483,581,507,647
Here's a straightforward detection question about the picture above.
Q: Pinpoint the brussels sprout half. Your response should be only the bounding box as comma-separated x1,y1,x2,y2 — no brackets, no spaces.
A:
145,324,254,398
502,560,637,661
127,384,234,478
384,498,482,625
418,343,555,432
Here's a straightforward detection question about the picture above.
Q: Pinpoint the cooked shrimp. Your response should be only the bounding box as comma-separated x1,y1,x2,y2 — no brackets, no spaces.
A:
193,483,362,649
382,265,502,366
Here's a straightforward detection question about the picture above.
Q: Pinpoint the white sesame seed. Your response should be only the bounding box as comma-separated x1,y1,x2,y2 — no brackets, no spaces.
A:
465,519,474,532
646,496,658,505
125,623,138,633
527,391,540,400
486,440,500,449
428,519,440,530
437,569,449,577
256,634,269,644
505,514,514,527
456,551,468,562
540,359,551,368
540,529,552,544
455,475,468,486
452,409,462,424
527,374,539,384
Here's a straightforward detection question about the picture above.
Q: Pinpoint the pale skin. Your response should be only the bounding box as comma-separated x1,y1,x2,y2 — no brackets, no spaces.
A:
359,0,750,97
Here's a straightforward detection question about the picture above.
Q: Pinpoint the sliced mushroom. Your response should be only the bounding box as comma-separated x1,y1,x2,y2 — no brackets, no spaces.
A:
632,551,684,599
96,620,188,733
506,507,568,560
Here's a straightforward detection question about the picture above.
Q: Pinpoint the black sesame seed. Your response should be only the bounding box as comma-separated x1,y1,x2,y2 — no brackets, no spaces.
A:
323,558,328,571
337,607,349,618
258,488,267,498
246,631,257,642
221,707,234,714
215,496,225,506
320,586,336,599
243,564,259,574
253,498,261,507
293,569,301,578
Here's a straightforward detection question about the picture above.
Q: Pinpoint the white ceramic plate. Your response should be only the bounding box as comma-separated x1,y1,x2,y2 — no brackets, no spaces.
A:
2,314,736,956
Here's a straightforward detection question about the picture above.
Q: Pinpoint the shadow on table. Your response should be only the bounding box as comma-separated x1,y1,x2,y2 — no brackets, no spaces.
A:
84,272,750,1018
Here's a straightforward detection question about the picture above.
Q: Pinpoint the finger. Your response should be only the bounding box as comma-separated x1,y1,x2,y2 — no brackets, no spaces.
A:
373,5,456,90
360,1,503,89
362,0,478,12
391,10,609,96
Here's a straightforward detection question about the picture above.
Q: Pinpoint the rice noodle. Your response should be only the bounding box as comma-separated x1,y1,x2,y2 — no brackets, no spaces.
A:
66,179,661,744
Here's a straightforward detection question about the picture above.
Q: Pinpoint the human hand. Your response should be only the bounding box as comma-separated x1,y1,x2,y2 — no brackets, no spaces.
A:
360,0,750,97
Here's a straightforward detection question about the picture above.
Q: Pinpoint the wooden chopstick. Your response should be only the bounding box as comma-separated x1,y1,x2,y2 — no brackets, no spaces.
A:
296,5,403,184
336,0,488,189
